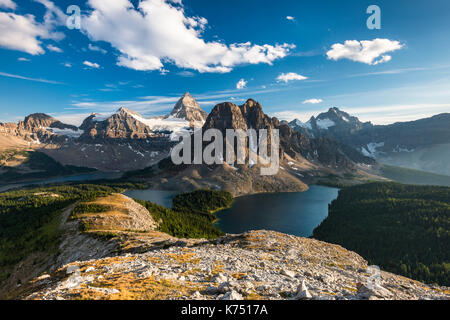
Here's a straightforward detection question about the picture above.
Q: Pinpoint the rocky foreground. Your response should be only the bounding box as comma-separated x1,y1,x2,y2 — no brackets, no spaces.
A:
23,230,449,300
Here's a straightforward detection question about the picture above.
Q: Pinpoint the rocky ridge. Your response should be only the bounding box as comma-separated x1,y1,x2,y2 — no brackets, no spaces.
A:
4,193,448,301
22,229,450,300
288,108,450,175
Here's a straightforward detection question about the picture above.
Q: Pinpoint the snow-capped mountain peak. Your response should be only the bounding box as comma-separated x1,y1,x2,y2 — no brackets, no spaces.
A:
167,92,207,122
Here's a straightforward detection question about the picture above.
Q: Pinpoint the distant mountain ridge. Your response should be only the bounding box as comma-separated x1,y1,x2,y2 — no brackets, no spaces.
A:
1,95,448,181
0,93,209,172
288,108,450,175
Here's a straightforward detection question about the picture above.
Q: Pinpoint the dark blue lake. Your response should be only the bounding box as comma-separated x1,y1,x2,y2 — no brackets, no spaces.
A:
123,189,179,208
123,185,338,237
215,186,339,237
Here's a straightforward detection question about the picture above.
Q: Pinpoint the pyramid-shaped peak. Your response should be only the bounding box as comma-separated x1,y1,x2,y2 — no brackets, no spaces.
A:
117,106,132,113
116,107,141,116
168,92,207,122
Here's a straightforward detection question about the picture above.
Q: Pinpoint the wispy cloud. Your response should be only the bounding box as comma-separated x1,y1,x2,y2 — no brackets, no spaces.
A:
83,61,100,69
303,98,323,104
271,103,450,125
347,64,450,78
177,71,195,77
0,71,64,84
276,72,308,83
47,44,62,52
67,86,286,119
88,43,107,54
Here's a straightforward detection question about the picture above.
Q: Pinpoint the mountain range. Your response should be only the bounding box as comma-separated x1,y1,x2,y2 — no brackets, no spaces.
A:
288,108,450,175
1,93,449,193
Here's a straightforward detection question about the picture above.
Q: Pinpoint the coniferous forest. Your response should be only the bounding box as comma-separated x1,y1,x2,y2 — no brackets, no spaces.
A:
313,182,450,286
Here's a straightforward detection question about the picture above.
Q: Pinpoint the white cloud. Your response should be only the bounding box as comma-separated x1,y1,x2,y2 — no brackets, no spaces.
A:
303,98,323,104
47,44,62,52
18,57,30,61
81,0,294,73
0,11,63,55
88,43,107,54
83,61,100,69
63,62,72,67
276,72,308,83
0,0,16,10
236,78,247,90
286,16,295,21
326,38,404,65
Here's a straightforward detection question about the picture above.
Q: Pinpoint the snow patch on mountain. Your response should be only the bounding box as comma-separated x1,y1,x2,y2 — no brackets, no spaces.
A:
361,142,385,158
316,118,335,129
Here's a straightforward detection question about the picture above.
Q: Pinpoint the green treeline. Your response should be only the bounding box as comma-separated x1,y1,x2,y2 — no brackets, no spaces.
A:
172,189,234,216
312,182,450,286
0,182,143,283
137,189,233,239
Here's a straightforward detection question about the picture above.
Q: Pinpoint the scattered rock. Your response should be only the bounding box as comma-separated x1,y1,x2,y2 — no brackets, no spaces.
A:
212,273,227,283
221,290,243,300
85,267,95,273
205,286,218,295
21,230,450,301
295,280,312,300
357,282,392,300
66,265,79,275
281,269,296,278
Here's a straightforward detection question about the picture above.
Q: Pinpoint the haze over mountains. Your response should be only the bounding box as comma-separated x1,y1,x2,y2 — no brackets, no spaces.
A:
288,108,450,175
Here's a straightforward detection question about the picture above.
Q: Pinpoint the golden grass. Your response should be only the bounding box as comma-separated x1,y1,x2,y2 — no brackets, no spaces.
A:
211,261,224,275
70,273,204,300
246,292,264,300
231,272,247,280
166,252,201,265
73,194,136,234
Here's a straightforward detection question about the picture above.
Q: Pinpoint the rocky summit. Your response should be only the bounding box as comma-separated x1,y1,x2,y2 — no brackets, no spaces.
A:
168,92,208,124
21,230,450,300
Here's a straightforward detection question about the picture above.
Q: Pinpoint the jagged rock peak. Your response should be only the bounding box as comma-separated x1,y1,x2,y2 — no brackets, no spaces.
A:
168,92,207,122
24,113,56,127
23,113,77,131
203,102,247,132
116,107,141,117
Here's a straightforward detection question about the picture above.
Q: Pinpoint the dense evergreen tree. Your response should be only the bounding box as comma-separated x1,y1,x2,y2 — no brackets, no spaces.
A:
313,182,450,286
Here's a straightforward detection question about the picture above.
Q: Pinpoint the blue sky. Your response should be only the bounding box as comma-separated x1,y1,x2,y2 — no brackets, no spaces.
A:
0,0,449,125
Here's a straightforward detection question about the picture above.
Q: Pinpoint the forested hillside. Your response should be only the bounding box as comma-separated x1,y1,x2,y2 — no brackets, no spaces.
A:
0,183,144,284
313,182,449,286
